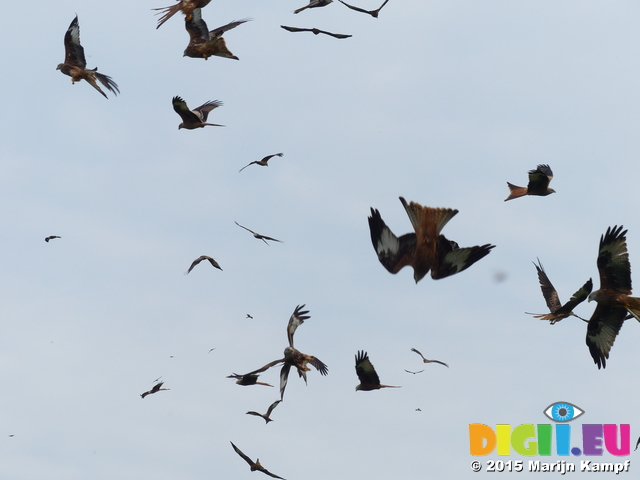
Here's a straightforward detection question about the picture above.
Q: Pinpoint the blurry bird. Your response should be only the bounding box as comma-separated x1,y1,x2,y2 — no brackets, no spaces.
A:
280,25,351,39
294,0,333,14
355,351,400,391
368,197,494,283
153,0,212,29
410,348,449,367
172,96,224,129
184,9,249,60
635,436,640,451
246,400,282,424
504,164,555,201
404,369,425,374
338,0,389,17
246,314,254,319
235,221,282,245
56,16,119,99
45,236,61,242
239,153,284,172
231,442,286,479
227,373,273,387
141,381,169,398
186,255,222,273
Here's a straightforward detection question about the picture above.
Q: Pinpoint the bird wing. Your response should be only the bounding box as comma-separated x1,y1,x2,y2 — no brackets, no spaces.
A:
265,399,282,416
185,7,209,41
262,153,284,162
316,29,352,39
193,100,223,122
432,234,494,279
527,164,553,193
554,278,593,316
238,162,257,172
410,347,426,361
187,256,204,273
338,0,369,14
597,225,632,293
309,356,328,375
150,381,164,393
586,303,627,369
205,257,222,270
279,363,291,399
280,25,312,33
355,350,380,387
172,96,200,123
368,207,417,274
533,259,562,312
259,235,282,243
231,442,255,467
245,358,285,376
287,304,310,348
235,221,257,235
63,16,86,68
209,18,251,39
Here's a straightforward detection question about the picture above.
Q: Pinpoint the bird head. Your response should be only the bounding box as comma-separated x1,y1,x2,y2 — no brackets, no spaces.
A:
56,64,63,71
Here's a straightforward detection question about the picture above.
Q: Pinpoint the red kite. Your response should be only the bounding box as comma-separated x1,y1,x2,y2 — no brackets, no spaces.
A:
368,197,494,283
231,442,285,479
527,259,592,324
186,255,222,273
504,164,555,201
235,221,282,245
141,381,169,398
184,9,249,60
246,400,282,424
172,96,223,129
56,16,119,99
294,0,333,14
153,0,212,29
280,25,351,39
239,153,284,172
586,225,640,369
355,351,399,391
45,236,61,242
338,0,389,17
227,373,273,387
410,348,448,367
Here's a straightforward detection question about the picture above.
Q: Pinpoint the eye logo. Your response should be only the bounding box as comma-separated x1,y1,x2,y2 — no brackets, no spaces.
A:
543,402,584,422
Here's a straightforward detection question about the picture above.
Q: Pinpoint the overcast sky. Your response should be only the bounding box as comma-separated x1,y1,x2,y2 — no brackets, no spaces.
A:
1,1,640,478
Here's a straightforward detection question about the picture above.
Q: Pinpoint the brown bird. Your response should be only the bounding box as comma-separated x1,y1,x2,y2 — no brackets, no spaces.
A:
153,0,212,29
184,9,249,60
504,164,555,201
410,348,449,367
235,221,282,245
227,373,273,387
527,259,592,324
368,197,494,283
56,16,119,99
294,0,333,14
246,400,282,424
140,381,169,398
186,255,222,273
586,226,640,369
338,0,389,17
231,442,286,479
172,96,223,129
45,236,61,242
239,153,284,172
280,25,351,39
355,351,400,391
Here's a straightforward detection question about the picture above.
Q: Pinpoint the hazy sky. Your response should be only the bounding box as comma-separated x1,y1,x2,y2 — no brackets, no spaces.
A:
1,1,640,478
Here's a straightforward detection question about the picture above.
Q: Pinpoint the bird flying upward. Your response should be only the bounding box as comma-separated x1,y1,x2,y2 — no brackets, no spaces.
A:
56,16,119,99
280,25,352,39
246,400,282,424
231,442,286,479
172,96,224,129
355,351,399,391
184,9,249,60
239,153,284,172
504,164,555,201
368,197,495,283
234,221,282,245
140,381,169,398
294,0,333,14
45,236,61,242
153,0,212,29
186,255,222,273
410,348,449,367
338,0,389,17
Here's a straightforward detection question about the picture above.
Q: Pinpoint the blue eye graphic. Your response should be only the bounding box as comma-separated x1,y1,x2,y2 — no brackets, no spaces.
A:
543,402,584,422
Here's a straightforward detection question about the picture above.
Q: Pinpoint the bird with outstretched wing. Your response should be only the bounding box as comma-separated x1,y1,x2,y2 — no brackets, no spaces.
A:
338,0,389,17
504,164,555,201
184,9,249,60
231,442,286,479
186,255,222,274
172,96,224,129
280,25,351,39
355,351,399,391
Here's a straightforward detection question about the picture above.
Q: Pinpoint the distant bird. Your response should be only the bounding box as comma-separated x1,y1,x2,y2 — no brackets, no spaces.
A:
45,236,61,242
635,436,640,451
186,255,222,273
56,16,119,99
404,369,424,374
231,442,286,479
527,259,592,324
415,408,421,412
246,314,254,319
338,0,389,17
140,381,169,398
504,164,555,201
294,0,333,14
208,348,216,353
355,351,400,391
227,373,273,387
410,348,449,367
184,9,249,60
368,197,495,283
239,153,284,172
235,221,282,245
153,0,212,29
280,25,351,39
586,226,640,369
172,96,224,130
246,400,282,424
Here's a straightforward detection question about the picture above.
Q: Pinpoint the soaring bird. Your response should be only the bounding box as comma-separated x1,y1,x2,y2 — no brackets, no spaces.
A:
368,197,494,283
184,9,249,60
338,0,389,17
172,96,223,129
56,16,119,99
586,226,640,369
239,153,284,172
355,351,399,391
404,369,425,374
246,400,282,424
140,381,169,398
231,442,286,479
235,221,282,245
227,373,273,387
45,236,61,242
527,259,592,324
153,0,212,29
410,348,449,367
504,164,555,201
294,0,333,14
186,255,222,273
280,25,351,39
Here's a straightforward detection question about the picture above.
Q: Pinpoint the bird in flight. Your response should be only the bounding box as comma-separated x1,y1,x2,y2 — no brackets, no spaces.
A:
246,400,282,424
184,9,249,60
504,164,555,201
410,348,449,367
355,351,400,391
368,197,494,283
230,442,286,479
527,259,592,324
280,25,351,39
186,255,222,274
404,369,424,374
294,0,333,14
140,381,169,398
153,0,212,29
239,153,284,172
227,373,273,387
246,314,254,319
172,96,224,130
338,0,389,17
234,221,282,245
586,226,640,369
45,236,61,242
56,16,119,99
